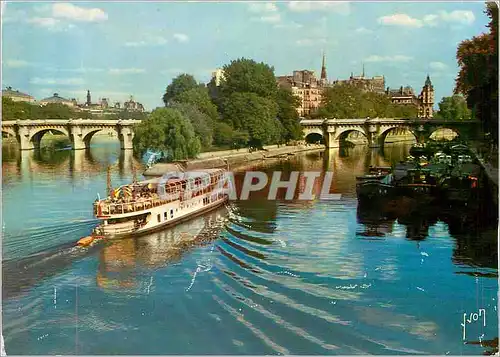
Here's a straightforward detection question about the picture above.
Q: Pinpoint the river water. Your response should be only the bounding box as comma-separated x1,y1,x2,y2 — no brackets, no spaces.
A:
2,140,498,355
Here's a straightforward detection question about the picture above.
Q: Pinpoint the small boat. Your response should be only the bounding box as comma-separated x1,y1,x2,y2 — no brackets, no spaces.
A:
356,169,394,201
91,168,231,239
409,143,426,157
395,168,440,199
440,163,481,203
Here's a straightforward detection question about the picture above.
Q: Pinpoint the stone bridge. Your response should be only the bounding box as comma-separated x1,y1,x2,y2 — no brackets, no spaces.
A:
300,118,480,148
1,119,140,150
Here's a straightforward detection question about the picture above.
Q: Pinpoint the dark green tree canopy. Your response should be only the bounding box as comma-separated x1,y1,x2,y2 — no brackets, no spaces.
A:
173,87,219,124
162,74,203,106
169,102,214,149
435,95,471,120
221,92,280,147
220,58,278,99
133,107,200,160
276,87,303,142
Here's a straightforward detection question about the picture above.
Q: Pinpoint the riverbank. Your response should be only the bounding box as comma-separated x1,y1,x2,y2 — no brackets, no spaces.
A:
143,144,325,177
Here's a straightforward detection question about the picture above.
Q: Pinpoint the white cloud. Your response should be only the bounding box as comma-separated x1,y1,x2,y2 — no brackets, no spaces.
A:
379,10,475,28
438,10,475,25
51,3,108,22
124,36,168,47
378,14,423,27
160,68,185,75
108,68,146,75
355,27,373,34
4,60,31,68
429,61,448,71
288,1,350,15
296,38,328,46
247,2,278,13
258,13,281,23
28,17,61,28
274,21,303,29
173,33,189,43
30,77,85,86
364,55,413,63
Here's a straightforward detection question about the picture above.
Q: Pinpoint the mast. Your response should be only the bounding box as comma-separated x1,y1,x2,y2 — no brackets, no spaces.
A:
106,166,112,197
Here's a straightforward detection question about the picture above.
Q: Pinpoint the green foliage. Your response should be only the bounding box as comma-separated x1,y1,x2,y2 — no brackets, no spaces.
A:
1,97,92,120
220,92,280,148
162,74,202,106
220,58,278,99
276,87,303,142
455,2,498,140
434,95,471,120
169,102,213,149
318,84,419,119
133,107,201,160
174,87,219,124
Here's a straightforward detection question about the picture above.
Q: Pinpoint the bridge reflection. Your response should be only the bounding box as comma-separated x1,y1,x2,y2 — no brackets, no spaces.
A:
2,143,141,182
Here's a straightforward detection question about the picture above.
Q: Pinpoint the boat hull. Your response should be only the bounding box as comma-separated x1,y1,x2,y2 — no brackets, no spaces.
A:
95,194,229,239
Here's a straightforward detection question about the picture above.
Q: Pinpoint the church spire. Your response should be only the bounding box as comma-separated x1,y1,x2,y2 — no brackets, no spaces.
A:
320,51,327,81
86,90,91,106
362,63,365,78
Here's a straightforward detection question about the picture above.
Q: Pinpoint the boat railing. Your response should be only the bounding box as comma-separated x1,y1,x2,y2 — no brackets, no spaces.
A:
94,182,225,216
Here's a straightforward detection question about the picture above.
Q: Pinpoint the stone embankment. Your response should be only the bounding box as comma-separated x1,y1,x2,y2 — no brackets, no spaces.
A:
143,144,325,177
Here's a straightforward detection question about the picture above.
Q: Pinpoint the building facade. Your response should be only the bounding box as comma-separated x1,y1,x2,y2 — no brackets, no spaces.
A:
2,87,36,103
211,68,225,86
386,86,420,106
276,54,329,117
418,75,434,118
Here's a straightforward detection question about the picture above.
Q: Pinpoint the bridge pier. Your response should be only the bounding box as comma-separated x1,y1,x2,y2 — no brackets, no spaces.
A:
17,127,34,151
118,127,135,150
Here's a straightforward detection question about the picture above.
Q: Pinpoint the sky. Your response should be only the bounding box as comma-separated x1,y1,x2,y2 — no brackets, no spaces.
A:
1,1,491,111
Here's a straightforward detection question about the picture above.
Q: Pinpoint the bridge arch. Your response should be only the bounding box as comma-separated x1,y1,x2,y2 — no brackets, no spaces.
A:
378,126,417,146
28,127,71,150
305,132,324,144
428,127,460,141
334,127,368,145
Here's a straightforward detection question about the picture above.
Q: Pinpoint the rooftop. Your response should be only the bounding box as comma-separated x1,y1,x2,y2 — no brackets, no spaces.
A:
41,93,72,103
2,86,33,99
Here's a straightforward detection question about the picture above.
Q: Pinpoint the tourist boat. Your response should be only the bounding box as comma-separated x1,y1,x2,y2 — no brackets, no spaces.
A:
88,168,231,241
409,143,427,157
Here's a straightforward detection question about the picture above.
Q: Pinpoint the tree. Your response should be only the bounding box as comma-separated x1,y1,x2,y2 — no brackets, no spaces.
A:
455,2,498,140
162,74,202,106
169,102,214,149
435,95,471,120
174,87,219,124
219,58,278,99
276,87,303,142
220,92,280,147
133,107,201,160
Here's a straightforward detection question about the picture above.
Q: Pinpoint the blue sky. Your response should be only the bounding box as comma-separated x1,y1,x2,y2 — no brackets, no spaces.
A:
1,1,490,110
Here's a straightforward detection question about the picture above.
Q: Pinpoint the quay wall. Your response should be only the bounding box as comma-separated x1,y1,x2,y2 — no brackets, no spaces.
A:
143,144,325,177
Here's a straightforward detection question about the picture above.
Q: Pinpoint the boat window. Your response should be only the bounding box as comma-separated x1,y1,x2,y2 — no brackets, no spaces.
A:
170,209,174,219
164,212,167,220
157,214,161,223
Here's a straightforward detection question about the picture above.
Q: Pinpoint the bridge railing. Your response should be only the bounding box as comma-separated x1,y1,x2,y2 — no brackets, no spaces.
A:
1,119,142,126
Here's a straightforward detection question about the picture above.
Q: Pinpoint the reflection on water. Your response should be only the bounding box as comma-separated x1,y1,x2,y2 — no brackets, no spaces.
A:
2,141,498,355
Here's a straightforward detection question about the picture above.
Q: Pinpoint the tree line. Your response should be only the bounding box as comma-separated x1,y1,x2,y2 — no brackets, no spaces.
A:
133,58,304,161
1,97,147,121
454,2,498,144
